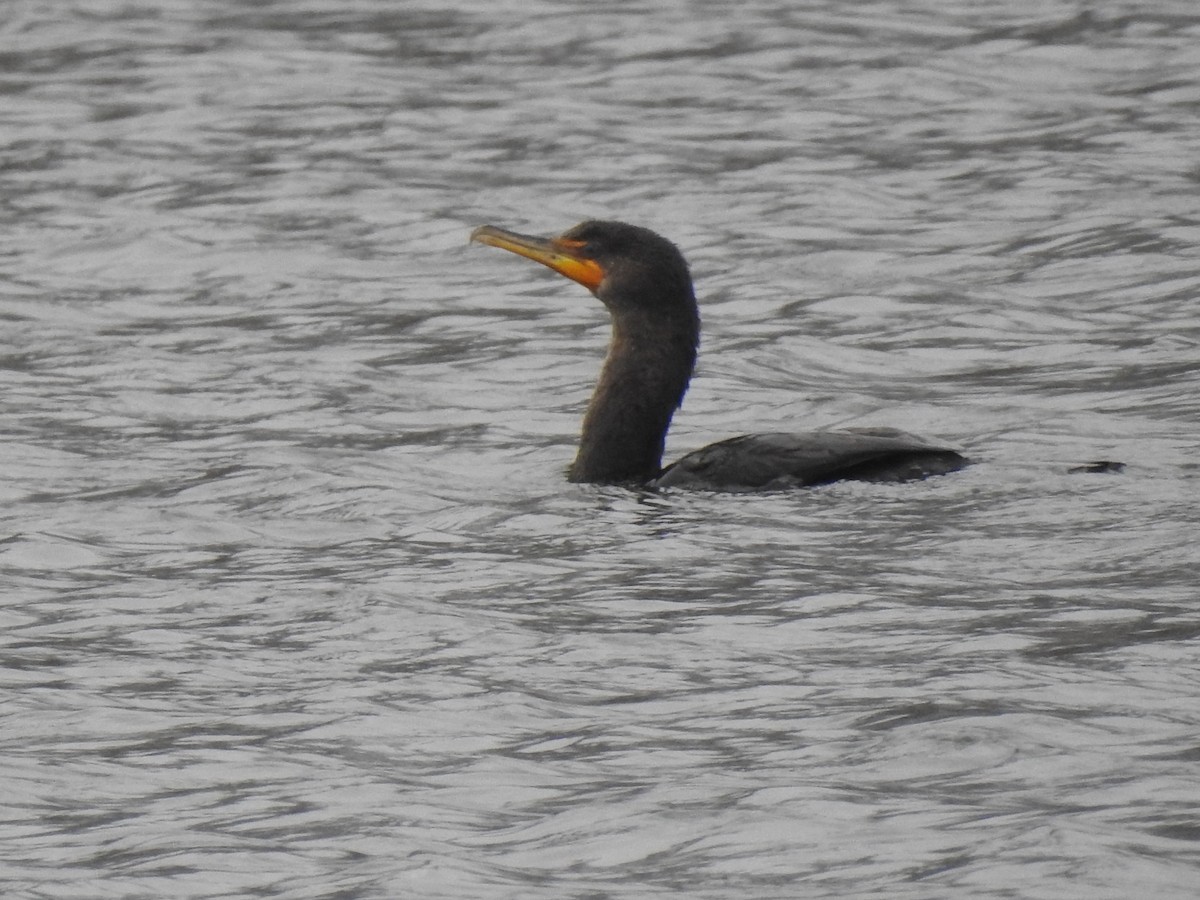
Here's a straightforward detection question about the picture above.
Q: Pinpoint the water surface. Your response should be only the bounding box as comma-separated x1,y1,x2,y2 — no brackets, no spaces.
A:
2,1,1199,898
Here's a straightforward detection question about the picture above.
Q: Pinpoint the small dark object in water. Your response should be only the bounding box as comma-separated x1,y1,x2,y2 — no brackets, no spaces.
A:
1068,460,1126,475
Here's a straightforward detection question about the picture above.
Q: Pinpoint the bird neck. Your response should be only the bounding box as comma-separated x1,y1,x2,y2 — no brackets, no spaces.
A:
568,308,699,484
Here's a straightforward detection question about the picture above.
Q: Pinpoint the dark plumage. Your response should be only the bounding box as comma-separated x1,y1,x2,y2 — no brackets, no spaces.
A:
471,220,969,490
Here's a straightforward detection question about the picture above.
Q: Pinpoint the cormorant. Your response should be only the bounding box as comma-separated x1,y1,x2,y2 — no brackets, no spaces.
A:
471,220,969,490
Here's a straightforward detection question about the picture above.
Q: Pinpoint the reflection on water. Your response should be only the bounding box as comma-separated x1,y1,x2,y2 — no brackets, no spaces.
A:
2,1,1199,898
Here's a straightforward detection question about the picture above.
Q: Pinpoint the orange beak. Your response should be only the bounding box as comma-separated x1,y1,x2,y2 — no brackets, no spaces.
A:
470,225,605,293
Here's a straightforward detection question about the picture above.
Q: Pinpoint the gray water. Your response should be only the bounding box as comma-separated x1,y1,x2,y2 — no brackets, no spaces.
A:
3,1,1199,898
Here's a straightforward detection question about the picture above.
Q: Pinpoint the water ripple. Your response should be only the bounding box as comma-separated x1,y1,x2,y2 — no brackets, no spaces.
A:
2,2,1200,899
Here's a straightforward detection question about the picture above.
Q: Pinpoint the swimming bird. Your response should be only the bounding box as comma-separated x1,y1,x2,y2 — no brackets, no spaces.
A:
470,220,969,490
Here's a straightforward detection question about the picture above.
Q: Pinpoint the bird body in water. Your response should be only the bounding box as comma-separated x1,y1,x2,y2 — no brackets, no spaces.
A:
470,220,969,490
